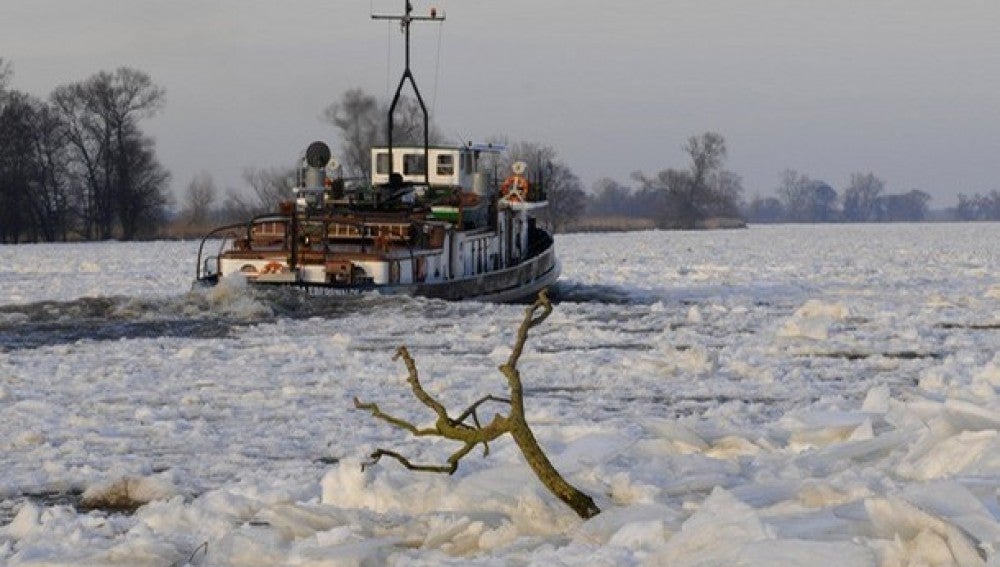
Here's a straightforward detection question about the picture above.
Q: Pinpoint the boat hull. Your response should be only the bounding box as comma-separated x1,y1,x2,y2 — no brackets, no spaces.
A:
198,243,560,303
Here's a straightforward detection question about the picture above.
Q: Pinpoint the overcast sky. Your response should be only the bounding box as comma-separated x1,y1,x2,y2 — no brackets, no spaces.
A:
5,0,1000,207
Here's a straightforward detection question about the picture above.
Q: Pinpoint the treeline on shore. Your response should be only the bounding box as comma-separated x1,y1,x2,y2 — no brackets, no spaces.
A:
0,61,172,244
576,171,1000,232
3,59,999,244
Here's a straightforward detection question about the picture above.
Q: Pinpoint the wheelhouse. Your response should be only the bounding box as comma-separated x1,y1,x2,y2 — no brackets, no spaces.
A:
370,145,489,187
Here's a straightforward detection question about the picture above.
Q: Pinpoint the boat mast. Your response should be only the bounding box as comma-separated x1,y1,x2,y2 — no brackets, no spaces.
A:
372,1,444,186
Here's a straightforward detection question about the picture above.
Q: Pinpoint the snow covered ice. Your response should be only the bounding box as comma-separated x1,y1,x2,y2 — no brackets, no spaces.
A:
2,223,1000,565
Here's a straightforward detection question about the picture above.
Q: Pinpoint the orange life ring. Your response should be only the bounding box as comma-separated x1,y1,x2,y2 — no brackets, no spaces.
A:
501,175,530,202
261,261,284,274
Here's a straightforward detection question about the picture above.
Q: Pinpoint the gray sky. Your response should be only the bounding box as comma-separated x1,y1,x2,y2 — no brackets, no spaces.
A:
5,1,1000,207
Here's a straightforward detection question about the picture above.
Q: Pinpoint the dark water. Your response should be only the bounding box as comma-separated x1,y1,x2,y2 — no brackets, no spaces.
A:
0,296,232,351
0,281,647,352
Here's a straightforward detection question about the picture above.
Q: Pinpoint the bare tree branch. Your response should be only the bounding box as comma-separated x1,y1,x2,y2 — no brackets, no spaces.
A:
353,398,440,437
368,448,467,474
454,394,510,425
354,290,601,519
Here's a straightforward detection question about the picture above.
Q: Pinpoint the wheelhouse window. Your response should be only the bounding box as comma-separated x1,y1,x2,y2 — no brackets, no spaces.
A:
403,153,426,175
436,154,455,176
376,152,391,175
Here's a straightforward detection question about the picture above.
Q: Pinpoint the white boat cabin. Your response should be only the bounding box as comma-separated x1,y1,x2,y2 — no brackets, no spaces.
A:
370,145,489,187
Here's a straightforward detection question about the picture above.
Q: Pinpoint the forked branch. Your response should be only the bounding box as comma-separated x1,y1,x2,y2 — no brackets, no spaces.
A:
354,290,600,519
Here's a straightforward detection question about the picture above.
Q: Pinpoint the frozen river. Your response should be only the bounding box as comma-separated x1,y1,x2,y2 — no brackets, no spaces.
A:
2,223,1000,565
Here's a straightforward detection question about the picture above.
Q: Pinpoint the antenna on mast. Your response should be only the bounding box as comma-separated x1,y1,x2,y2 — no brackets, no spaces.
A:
371,1,445,186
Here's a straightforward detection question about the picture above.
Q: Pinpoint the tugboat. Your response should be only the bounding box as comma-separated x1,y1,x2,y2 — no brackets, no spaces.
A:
194,2,559,302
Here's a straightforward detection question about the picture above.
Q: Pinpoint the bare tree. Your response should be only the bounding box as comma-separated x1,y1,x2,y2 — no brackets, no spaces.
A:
956,193,978,221
50,67,169,239
687,132,727,186
388,94,444,149
116,129,170,239
219,188,257,222
778,170,838,222
0,65,167,241
543,162,587,232
242,166,295,212
324,89,380,179
324,88,444,180
97,68,168,239
842,172,884,222
633,132,744,229
587,178,633,217
777,170,810,222
0,64,76,243
956,191,1000,221
26,98,74,241
356,290,601,520
712,169,746,219
182,172,218,227
51,81,105,239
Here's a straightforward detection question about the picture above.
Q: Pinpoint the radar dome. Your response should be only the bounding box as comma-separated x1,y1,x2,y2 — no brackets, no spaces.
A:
305,141,332,168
